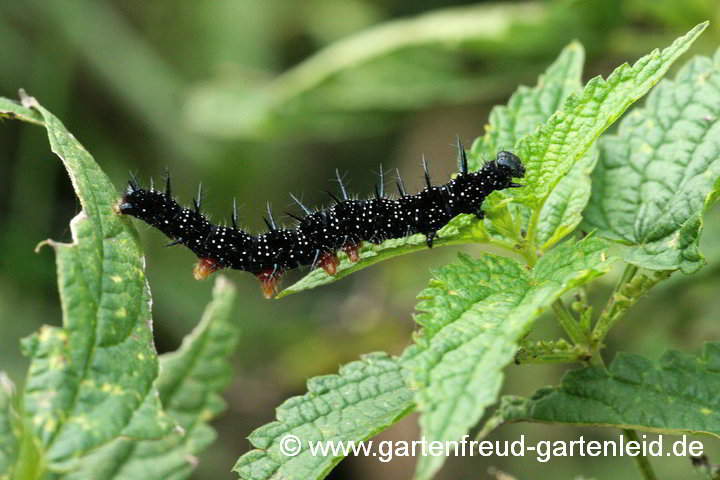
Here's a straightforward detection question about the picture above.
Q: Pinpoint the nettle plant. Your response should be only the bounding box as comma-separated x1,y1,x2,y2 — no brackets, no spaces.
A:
1,21,719,480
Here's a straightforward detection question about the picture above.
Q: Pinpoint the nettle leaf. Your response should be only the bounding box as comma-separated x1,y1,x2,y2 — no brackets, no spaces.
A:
401,237,613,479
469,41,585,170
0,374,21,480
582,48,720,273
517,22,707,208
1,95,241,479
154,276,238,451
479,343,720,438
279,214,486,297
0,375,15,478
234,352,414,480
3,94,174,475
60,276,239,480
468,41,589,247
0,374,42,480
0,97,43,125
536,146,599,250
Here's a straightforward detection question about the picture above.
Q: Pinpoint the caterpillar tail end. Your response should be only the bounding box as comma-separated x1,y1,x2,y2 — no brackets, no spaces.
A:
193,257,222,280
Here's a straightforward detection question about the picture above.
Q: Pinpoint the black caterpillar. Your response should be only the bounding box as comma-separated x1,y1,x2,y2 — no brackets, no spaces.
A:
117,141,524,297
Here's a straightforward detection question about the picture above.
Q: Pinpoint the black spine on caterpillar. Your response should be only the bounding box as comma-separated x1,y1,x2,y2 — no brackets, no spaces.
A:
117,143,525,297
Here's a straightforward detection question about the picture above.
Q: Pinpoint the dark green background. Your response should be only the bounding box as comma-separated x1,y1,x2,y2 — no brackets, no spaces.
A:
2,1,720,478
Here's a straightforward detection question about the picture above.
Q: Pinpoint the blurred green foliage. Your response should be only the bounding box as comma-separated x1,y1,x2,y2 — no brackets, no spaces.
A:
1,1,720,479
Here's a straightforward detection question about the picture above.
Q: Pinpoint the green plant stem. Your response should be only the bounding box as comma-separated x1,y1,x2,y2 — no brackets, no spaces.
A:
519,244,538,267
514,345,587,364
523,207,541,268
588,351,605,367
623,429,658,480
616,264,639,293
577,284,589,309
552,298,587,345
591,263,638,345
485,237,520,252
484,232,536,266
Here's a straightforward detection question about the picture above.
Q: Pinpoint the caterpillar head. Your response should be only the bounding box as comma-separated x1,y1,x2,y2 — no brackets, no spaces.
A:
116,183,167,220
495,151,525,178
